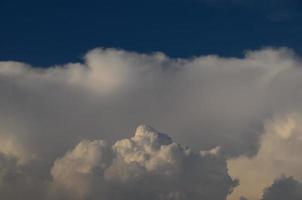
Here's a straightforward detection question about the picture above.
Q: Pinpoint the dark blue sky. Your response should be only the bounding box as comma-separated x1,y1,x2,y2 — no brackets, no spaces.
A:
1,0,302,66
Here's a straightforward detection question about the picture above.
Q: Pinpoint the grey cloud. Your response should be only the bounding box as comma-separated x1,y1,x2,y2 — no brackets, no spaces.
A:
228,113,302,200
0,153,48,200
262,176,302,200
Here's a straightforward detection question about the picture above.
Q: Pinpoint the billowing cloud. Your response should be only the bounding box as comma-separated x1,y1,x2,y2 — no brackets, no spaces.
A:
228,113,302,200
262,176,302,200
1,47,301,160
51,125,237,200
1,47,302,199
50,139,111,199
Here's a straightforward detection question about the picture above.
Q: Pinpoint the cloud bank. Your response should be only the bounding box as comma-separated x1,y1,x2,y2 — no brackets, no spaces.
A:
1,47,302,199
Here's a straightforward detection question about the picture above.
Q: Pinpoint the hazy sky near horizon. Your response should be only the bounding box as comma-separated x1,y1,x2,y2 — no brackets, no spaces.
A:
1,1,302,200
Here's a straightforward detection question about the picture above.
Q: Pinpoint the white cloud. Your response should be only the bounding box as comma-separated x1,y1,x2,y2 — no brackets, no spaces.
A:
1,47,301,160
1,47,302,199
51,125,237,200
50,140,110,199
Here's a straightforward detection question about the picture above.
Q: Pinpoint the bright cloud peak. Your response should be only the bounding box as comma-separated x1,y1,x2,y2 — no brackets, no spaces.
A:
51,124,237,200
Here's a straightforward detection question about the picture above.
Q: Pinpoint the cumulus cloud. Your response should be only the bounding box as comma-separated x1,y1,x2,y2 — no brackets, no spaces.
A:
262,176,302,200
1,47,302,199
50,139,111,199
1,47,301,160
51,125,237,200
228,113,302,200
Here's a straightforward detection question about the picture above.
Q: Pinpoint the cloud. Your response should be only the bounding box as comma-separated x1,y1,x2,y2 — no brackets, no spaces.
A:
228,113,302,200
50,139,111,199
1,47,302,199
262,176,302,200
0,152,47,200
51,125,237,200
0,133,35,165
1,47,301,161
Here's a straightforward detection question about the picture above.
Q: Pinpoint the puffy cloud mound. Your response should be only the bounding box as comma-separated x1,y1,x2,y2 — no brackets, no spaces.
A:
262,176,302,200
50,140,111,199
51,125,237,200
228,113,302,200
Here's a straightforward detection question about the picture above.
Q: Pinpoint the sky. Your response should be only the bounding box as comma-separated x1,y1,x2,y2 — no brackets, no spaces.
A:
1,0,302,66
1,1,302,200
